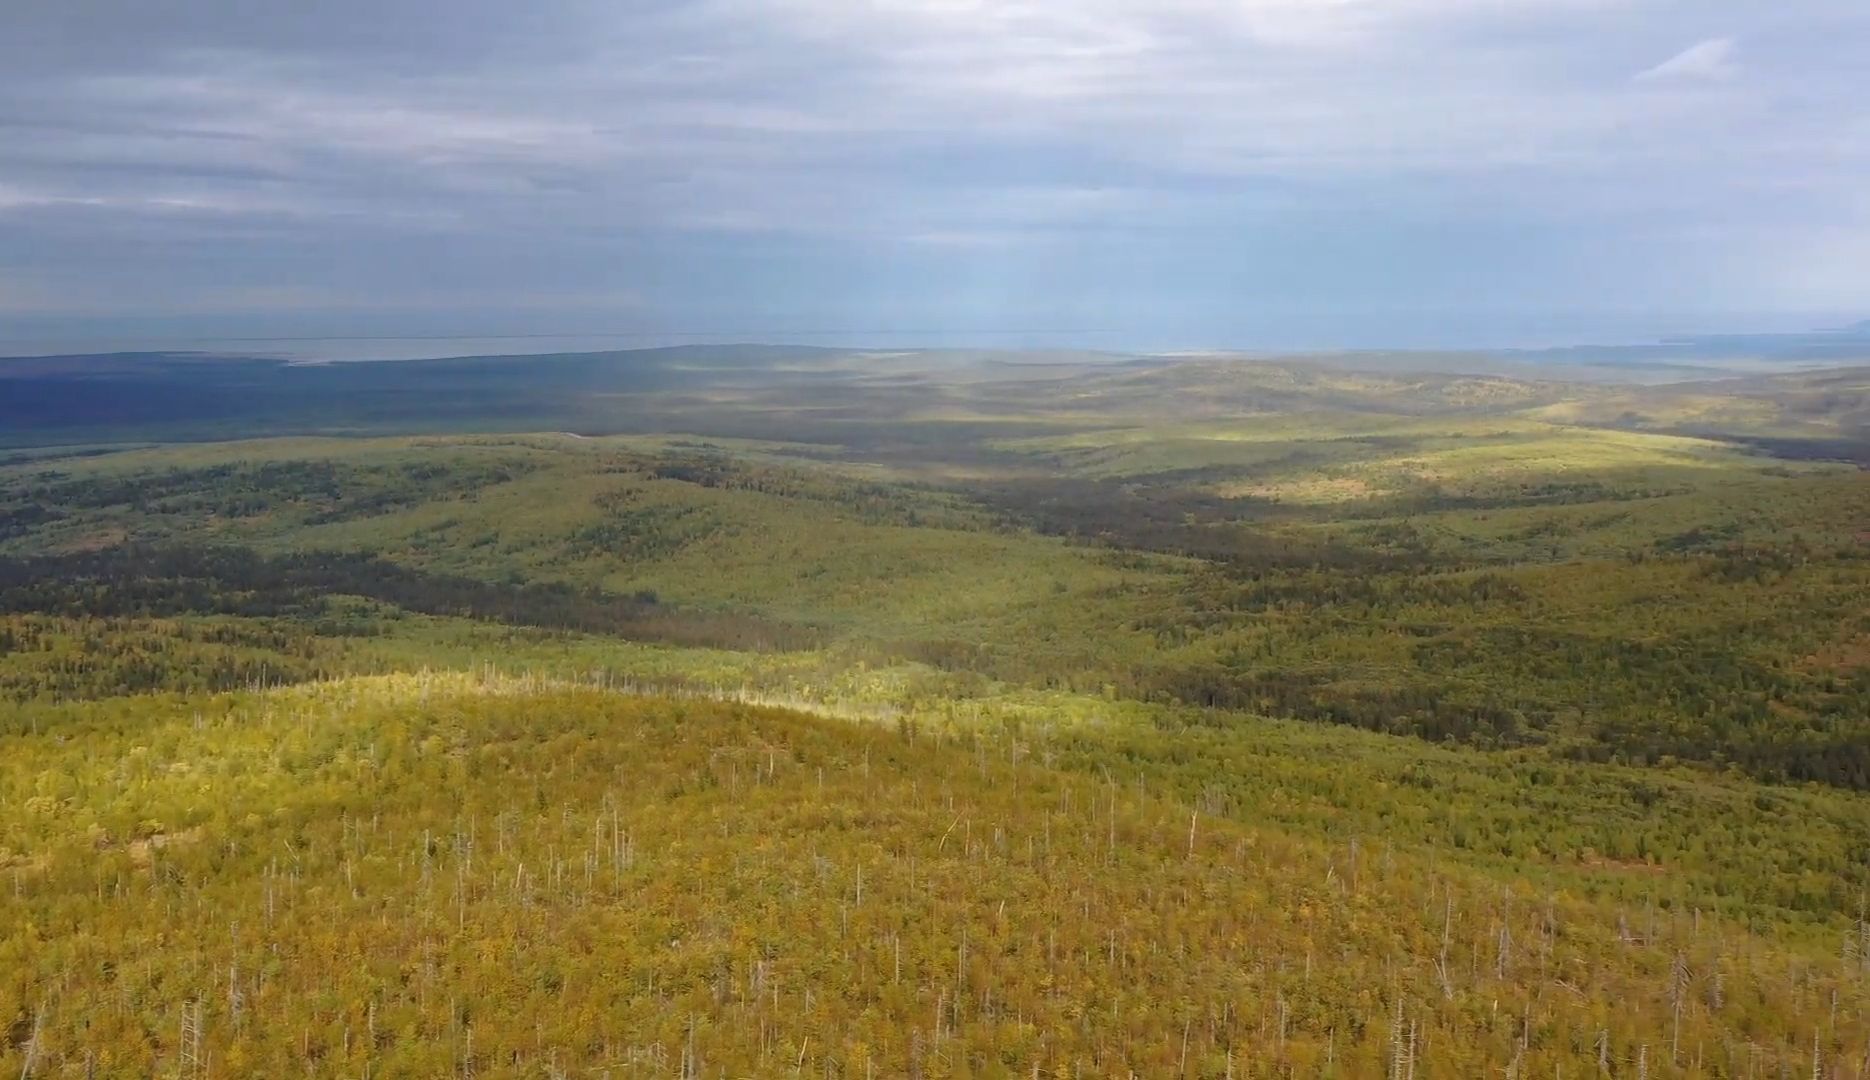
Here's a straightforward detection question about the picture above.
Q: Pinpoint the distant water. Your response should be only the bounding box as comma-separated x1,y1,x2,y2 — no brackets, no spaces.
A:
1,313,1861,363
0,334,759,364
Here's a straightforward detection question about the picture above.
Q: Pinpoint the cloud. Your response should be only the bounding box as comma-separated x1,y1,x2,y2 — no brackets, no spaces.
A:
0,1,1866,340
1636,38,1739,83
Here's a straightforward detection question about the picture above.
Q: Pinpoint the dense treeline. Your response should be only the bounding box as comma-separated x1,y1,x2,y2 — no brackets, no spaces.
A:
0,614,353,703
975,477,1452,569
1088,547,1870,785
0,544,822,654
643,452,975,528
833,539,1870,785
1720,434,1870,465
1133,665,1535,745
973,476,1691,563
17,457,537,524
1038,713,1870,924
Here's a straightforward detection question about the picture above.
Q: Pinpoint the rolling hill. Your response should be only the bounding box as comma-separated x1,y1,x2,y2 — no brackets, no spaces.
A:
3,346,1869,1076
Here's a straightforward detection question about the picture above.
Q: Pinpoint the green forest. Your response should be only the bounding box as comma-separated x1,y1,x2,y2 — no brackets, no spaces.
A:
1,346,1868,1076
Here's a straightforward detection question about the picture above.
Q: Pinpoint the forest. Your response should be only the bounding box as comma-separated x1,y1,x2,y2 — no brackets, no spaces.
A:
1,345,1867,1076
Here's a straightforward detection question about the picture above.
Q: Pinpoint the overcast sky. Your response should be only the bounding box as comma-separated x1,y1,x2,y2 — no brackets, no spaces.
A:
3,0,1867,349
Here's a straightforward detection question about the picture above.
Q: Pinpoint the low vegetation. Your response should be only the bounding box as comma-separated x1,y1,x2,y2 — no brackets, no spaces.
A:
1,346,1866,1075
4,675,1866,1077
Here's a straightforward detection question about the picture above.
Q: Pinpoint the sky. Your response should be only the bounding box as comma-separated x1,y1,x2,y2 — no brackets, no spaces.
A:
3,0,1868,351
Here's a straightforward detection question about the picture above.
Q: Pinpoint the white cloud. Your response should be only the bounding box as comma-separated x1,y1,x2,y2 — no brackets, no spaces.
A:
78,64,613,168
2,0,1867,325
1636,38,1739,83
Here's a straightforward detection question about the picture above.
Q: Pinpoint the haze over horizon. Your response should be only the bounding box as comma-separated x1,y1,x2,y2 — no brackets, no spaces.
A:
5,0,1868,347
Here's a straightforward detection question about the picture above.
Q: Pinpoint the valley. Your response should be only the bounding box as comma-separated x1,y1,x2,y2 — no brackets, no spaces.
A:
2,346,1868,1076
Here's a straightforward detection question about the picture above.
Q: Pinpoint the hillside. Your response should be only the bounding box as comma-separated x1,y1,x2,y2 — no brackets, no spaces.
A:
3,674,1863,1077
1528,366,1870,449
4,424,1866,785
3,349,1869,1076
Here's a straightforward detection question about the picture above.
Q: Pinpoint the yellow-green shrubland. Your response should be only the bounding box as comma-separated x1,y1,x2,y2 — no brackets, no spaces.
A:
4,674,1866,1078
3,349,1868,1075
